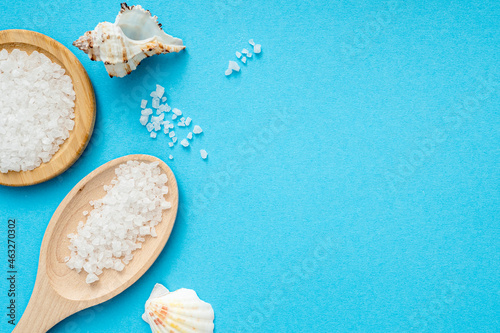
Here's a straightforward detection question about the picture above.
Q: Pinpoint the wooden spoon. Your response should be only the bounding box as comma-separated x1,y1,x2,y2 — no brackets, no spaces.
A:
0,29,95,187
13,154,178,332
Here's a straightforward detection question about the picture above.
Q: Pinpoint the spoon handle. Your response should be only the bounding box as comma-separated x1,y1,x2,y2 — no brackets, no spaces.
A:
13,275,79,333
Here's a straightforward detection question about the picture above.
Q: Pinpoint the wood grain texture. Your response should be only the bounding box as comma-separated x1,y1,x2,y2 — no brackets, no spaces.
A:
13,155,179,332
0,29,95,187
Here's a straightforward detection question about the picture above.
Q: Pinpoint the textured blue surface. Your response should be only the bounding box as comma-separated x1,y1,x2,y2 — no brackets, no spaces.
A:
1,0,499,332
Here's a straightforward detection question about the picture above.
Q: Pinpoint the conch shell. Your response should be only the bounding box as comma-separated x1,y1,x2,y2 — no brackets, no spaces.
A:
73,3,185,78
142,284,215,333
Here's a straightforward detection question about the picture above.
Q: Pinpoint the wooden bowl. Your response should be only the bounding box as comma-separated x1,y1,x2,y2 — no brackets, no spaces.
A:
0,29,96,187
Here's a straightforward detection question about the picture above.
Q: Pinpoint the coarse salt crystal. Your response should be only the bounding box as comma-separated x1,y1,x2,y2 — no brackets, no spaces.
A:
228,61,240,72
156,84,165,98
180,139,189,147
169,155,173,160
249,39,255,46
187,132,193,139
236,51,242,58
254,44,262,54
241,57,247,64
225,68,232,76
193,125,203,134
172,108,182,116
185,117,192,126
150,132,157,138
200,150,208,159
141,99,148,108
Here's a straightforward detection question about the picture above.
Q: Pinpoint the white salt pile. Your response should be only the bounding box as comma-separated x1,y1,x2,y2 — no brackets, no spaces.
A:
138,84,208,160
0,49,75,173
65,161,172,284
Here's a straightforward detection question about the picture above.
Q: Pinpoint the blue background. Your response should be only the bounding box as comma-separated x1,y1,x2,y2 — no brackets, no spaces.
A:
1,0,499,332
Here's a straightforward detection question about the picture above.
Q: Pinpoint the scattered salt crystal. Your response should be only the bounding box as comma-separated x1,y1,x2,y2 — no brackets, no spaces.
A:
141,108,153,116
169,131,175,138
150,91,158,98
146,123,154,132
180,139,189,147
83,211,88,216
169,155,173,160
163,127,170,134
150,132,157,138
162,96,167,102
152,98,160,109
187,132,193,139
178,122,185,127
156,84,165,98
225,68,232,76
172,114,177,120
249,39,255,46
228,61,240,72
200,150,208,159
242,48,249,55
246,53,252,58
140,115,149,126
236,51,242,58
168,142,174,147
241,57,247,64
254,44,262,54
172,108,182,116
141,99,148,108
193,125,203,134
172,137,177,143
185,117,192,126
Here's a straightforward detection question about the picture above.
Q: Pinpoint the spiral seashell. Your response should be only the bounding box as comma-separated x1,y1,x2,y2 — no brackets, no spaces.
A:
142,284,215,333
73,3,185,78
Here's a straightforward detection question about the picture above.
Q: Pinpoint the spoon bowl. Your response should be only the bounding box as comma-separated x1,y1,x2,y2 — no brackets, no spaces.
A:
13,154,178,332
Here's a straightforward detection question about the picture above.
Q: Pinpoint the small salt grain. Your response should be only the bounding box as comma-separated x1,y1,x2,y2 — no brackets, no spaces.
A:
83,211,89,216
141,99,148,108
172,108,182,116
193,125,203,134
140,116,149,126
150,132,157,139
187,132,193,139
150,91,158,98
242,48,249,55
254,44,262,54
146,123,154,132
172,114,177,120
236,51,242,58
162,97,167,102
168,142,174,147
185,117,192,126
228,61,240,72
152,98,160,109
225,68,232,76
246,53,252,58
180,139,189,147
169,155,173,160
249,39,255,46
156,84,165,98
169,131,175,138
241,57,247,64
172,137,177,143
141,108,153,116
200,150,208,159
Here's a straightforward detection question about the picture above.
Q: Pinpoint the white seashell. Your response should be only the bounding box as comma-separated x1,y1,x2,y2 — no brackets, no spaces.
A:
73,3,185,78
143,284,214,333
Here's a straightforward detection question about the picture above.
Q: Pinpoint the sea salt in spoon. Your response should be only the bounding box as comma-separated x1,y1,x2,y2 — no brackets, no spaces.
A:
13,155,178,332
